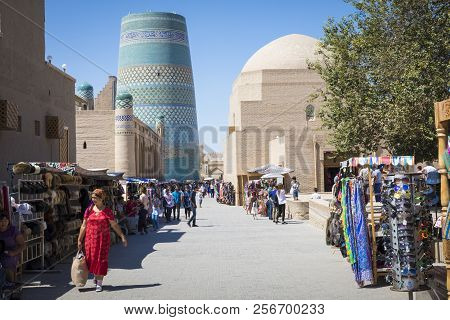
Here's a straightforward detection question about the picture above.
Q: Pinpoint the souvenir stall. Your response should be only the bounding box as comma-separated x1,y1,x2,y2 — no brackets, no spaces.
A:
217,182,236,206
336,157,426,285
124,177,157,200
7,162,124,278
335,155,447,297
434,98,450,299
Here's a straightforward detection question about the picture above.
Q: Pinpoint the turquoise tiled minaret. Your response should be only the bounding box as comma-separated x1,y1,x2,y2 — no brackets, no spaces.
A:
116,12,200,181
76,82,94,110
115,92,136,177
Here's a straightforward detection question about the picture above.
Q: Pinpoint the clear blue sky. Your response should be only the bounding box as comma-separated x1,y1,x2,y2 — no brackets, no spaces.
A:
45,0,354,152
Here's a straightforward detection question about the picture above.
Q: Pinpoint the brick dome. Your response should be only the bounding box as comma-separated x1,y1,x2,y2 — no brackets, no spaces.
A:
241,34,320,72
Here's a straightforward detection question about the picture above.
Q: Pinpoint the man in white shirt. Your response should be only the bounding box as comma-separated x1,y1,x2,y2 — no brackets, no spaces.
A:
422,162,437,175
310,188,321,199
276,184,287,224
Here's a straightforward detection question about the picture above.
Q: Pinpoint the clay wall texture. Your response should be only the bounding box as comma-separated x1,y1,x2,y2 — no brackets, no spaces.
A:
0,0,76,181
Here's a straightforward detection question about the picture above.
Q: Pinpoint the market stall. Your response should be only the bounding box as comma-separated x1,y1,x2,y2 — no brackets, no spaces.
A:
335,156,439,293
7,162,124,281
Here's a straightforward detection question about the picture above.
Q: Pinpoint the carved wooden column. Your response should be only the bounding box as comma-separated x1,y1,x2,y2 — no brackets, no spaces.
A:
435,99,450,300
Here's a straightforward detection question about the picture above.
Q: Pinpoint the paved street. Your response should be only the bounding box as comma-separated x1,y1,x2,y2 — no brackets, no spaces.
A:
22,197,406,300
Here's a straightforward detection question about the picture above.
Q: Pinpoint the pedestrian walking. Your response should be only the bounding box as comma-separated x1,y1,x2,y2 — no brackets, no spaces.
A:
266,190,273,220
137,202,148,235
139,187,150,213
276,184,287,224
151,203,159,231
291,177,300,201
163,187,174,222
183,186,192,219
197,190,203,208
77,189,128,292
269,186,278,223
172,186,182,221
188,186,199,227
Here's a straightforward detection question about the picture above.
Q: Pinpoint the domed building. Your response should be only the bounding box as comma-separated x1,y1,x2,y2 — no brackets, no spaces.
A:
224,34,340,205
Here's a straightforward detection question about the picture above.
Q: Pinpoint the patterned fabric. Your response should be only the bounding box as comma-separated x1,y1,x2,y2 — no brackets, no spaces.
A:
353,181,374,284
341,178,374,286
84,207,114,276
341,156,415,168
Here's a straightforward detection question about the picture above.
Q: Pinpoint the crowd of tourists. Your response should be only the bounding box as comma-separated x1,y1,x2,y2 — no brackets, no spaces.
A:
243,177,319,224
76,180,211,293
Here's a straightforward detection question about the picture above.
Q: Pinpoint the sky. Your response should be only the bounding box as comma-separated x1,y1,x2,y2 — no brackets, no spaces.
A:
45,0,355,152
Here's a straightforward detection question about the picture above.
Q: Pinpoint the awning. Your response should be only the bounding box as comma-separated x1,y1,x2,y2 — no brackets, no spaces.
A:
247,163,293,175
126,177,158,183
340,156,415,168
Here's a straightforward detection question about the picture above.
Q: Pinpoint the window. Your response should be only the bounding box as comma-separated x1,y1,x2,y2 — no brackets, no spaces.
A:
83,141,87,149
306,104,315,121
17,116,22,132
34,120,40,136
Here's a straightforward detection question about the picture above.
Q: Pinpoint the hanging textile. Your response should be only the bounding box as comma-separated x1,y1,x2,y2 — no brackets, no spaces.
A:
341,178,374,286
352,181,374,284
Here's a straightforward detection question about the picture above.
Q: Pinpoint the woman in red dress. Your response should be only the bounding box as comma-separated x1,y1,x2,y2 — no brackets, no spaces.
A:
77,189,127,292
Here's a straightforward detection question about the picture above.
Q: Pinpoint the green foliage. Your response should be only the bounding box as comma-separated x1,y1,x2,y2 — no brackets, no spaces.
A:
310,0,449,162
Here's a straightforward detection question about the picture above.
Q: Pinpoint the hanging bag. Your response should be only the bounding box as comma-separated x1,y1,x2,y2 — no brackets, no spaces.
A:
71,250,88,287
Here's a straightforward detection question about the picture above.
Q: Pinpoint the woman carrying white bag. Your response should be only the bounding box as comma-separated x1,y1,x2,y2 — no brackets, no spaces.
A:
77,189,128,292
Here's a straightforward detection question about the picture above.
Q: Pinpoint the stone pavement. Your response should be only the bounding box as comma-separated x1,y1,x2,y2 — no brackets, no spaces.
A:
21,197,407,300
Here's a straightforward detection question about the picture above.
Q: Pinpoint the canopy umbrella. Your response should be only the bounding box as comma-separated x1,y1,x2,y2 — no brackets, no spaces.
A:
260,173,284,179
247,163,293,175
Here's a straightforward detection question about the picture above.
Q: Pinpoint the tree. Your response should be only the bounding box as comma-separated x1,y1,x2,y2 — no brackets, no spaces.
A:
310,0,449,162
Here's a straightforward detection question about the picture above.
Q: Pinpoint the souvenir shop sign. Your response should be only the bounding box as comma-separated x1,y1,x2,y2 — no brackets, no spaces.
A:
340,156,414,168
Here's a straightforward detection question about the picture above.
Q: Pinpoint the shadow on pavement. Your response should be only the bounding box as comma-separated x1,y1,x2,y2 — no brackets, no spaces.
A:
108,228,184,270
78,283,161,293
21,226,184,299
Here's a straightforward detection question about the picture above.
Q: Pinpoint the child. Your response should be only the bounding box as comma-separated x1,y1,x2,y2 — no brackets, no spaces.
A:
137,202,148,235
197,190,203,208
251,201,258,220
151,204,159,231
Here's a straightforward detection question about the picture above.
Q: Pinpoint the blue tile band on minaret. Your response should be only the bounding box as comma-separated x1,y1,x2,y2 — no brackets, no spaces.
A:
117,12,200,181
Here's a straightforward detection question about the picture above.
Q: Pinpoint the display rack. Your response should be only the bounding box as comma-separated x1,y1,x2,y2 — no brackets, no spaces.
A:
339,156,416,285
14,174,45,274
